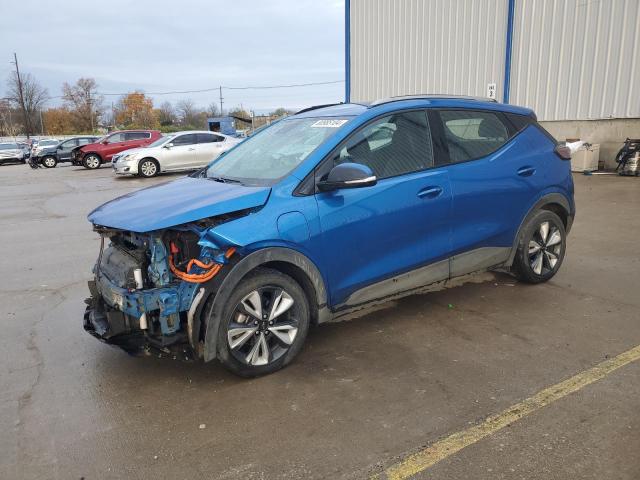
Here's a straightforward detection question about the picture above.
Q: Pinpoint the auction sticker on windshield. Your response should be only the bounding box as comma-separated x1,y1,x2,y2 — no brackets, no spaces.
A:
310,119,348,128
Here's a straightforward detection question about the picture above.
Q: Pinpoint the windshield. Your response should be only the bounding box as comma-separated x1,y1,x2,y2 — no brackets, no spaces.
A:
147,135,172,148
205,117,350,185
0,143,18,150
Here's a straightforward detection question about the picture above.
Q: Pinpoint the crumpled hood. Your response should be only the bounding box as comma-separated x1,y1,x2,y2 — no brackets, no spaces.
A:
88,177,271,232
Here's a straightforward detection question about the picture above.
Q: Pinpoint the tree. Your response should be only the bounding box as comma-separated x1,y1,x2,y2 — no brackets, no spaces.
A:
269,107,293,117
5,71,48,135
157,101,177,126
62,78,104,132
206,102,219,118
229,107,251,121
114,92,159,129
42,107,75,135
175,99,205,128
0,100,20,137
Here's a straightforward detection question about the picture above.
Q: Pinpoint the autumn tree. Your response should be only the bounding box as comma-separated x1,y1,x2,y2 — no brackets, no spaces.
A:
5,71,49,135
42,107,75,135
114,92,159,129
62,78,104,132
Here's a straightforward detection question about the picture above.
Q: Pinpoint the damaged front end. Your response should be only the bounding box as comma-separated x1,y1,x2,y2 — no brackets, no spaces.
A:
84,222,238,359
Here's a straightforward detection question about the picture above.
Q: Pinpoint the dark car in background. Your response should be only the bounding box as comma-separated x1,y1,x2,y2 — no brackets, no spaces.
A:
72,130,162,169
35,136,99,168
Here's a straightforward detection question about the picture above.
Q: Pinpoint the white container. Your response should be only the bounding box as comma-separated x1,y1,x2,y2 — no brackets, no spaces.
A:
571,144,600,172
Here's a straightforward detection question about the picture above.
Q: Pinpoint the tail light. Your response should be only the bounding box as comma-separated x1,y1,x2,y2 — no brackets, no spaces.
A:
554,145,571,160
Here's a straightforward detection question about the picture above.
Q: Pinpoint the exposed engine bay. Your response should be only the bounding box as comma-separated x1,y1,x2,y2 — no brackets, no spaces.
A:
84,218,240,359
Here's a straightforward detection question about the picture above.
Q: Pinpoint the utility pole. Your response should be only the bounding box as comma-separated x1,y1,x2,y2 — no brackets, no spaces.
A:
39,109,44,135
12,53,33,139
88,89,94,133
219,86,224,116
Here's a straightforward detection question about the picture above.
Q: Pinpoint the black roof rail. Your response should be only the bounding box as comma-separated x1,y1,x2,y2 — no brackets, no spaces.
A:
369,94,498,108
295,103,343,115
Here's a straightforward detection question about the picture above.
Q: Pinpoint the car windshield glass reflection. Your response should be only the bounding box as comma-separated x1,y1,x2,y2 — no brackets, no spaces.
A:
205,117,349,186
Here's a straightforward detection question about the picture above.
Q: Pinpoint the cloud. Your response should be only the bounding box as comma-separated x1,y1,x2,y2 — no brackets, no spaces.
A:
0,0,345,110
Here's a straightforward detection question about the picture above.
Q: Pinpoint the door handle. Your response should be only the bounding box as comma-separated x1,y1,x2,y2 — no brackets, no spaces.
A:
417,186,443,199
517,166,536,177
188,148,196,151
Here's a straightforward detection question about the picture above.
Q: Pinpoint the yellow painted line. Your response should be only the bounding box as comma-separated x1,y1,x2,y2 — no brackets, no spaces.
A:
375,344,640,480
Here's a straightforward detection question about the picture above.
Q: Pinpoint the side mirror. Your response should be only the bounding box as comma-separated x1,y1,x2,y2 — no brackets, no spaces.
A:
57,145,63,150
163,143,173,149
317,162,377,192
101,140,109,145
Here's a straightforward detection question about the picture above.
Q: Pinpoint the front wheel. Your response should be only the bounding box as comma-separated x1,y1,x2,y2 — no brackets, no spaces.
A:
83,154,101,169
215,268,310,377
42,156,57,168
138,158,159,177
512,210,566,284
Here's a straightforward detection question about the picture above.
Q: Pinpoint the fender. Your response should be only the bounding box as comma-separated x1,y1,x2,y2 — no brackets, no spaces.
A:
201,247,328,362
506,193,573,266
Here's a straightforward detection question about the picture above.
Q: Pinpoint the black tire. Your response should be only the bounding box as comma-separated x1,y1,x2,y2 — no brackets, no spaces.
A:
138,158,160,178
83,154,101,169
42,156,57,168
512,210,566,284
215,268,310,377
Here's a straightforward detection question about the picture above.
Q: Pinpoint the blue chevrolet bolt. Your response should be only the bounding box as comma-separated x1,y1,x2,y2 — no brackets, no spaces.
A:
85,95,575,377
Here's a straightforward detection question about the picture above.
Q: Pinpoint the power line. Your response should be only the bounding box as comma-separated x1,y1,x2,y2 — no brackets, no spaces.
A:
48,80,344,100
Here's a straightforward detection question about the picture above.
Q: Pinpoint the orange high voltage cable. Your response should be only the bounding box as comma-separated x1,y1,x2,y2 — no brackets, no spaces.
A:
168,242,236,283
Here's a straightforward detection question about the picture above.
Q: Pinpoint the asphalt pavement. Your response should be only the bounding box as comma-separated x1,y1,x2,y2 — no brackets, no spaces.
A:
1,163,638,479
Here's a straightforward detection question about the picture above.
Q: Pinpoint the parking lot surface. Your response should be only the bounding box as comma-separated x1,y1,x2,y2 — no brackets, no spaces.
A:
1,163,639,479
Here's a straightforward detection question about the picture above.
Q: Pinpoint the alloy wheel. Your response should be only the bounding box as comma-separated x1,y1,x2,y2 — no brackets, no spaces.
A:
85,155,100,169
140,160,157,177
528,221,563,275
227,287,299,366
43,157,56,168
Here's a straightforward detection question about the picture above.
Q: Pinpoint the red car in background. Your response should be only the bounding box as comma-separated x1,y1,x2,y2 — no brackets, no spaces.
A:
72,130,162,169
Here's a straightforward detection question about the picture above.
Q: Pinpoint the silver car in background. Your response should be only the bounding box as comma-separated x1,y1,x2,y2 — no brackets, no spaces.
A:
0,142,27,165
31,139,60,157
112,130,241,177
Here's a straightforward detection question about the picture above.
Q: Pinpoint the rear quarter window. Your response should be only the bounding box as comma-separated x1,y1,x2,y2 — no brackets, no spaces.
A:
437,110,511,163
125,132,152,141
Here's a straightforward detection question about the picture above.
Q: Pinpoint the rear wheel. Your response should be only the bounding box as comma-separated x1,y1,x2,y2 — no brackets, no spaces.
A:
216,268,310,377
83,154,101,169
138,158,159,177
42,156,57,168
512,210,566,283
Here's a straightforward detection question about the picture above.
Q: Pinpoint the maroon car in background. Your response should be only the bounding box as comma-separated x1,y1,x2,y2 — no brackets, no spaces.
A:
72,130,162,169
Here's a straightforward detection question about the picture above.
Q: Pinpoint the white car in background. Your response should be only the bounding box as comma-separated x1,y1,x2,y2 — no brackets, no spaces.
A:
112,130,241,177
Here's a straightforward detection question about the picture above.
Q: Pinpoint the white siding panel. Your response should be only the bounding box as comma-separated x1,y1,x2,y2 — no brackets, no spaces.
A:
350,0,509,103
511,0,640,120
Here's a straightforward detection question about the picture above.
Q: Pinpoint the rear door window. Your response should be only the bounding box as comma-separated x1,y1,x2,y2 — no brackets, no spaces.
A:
197,133,224,143
436,110,510,162
125,132,151,141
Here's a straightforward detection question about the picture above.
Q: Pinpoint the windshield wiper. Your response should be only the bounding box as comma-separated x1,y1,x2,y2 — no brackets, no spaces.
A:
209,175,243,184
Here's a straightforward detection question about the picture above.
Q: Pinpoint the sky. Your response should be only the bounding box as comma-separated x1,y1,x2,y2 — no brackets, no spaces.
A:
0,0,346,113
